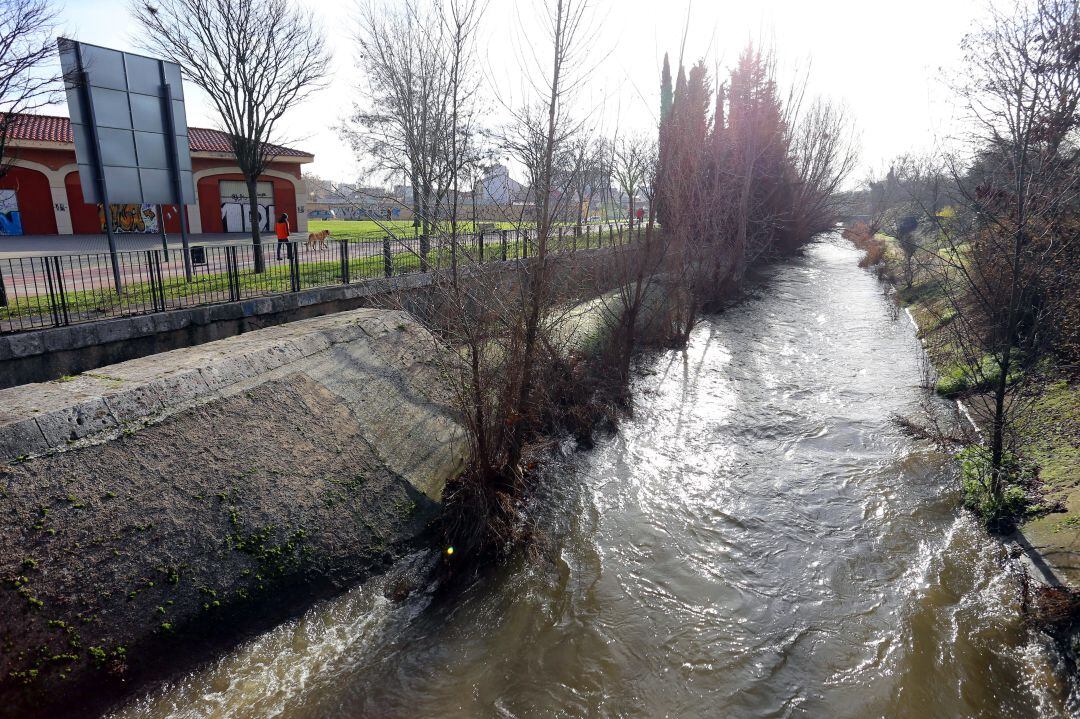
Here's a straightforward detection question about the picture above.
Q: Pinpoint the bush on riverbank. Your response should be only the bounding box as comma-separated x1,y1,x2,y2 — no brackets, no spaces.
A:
935,350,1025,398
841,222,886,270
958,446,1033,530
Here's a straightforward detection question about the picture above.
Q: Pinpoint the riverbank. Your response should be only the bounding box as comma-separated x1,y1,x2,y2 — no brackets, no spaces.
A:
880,236,1079,588
844,226,1080,658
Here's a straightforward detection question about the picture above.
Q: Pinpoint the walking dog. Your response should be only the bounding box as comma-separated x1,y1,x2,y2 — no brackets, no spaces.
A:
306,229,331,250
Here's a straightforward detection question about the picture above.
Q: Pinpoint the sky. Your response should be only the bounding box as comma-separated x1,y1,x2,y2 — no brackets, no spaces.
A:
42,0,989,187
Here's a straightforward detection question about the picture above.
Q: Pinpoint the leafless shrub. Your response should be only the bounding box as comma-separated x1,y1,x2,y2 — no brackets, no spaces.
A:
0,0,60,179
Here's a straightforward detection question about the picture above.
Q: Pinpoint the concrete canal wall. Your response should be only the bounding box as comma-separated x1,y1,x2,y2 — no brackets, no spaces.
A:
0,308,466,717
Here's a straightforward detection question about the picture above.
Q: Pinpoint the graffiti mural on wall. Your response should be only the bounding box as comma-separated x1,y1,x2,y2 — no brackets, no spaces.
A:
0,189,23,236
221,201,274,232
220,180,274,232
98,204,160,233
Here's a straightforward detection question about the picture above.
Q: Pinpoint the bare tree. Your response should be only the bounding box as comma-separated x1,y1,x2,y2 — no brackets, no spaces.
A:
920,0,1079,526
442,0,485,272
133,0,331,272
344,0,484,269
382,0,605,557
595,133,666,384
565,133,608,231
0,0,59,179
496,0,601,475
786,97,858,245
612,133,653,232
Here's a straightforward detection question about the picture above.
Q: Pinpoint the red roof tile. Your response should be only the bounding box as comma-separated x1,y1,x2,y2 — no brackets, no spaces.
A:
5,113,312,158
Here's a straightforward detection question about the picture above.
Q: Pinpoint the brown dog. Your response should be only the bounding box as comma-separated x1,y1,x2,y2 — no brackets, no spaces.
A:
306,229,331,250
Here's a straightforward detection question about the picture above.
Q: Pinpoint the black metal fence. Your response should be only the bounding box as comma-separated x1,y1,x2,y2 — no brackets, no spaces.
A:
0,223,639,335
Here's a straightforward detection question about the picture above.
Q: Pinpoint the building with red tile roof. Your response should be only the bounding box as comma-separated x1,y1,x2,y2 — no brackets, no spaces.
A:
1,113,314,237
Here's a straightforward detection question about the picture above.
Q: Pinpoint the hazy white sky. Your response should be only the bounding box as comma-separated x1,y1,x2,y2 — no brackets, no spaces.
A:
45,0,988,185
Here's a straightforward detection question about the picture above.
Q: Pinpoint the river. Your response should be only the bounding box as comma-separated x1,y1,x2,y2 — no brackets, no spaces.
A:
109,233,1073,718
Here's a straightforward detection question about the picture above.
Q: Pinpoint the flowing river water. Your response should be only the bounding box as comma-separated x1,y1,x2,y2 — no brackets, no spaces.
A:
110,234,1073,718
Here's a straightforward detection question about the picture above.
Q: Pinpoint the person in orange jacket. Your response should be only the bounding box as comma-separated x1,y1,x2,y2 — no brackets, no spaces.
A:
275,212,291,260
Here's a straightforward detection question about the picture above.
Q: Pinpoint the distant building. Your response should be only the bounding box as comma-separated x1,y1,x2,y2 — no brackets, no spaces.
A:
392,184,415,205
474,164,526,206
306,181,406,221
0,113,314,236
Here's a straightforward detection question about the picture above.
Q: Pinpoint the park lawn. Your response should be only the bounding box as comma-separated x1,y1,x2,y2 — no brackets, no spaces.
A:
306,220,417,240
307,219,603,242
0,233,605,324
0,249,429,323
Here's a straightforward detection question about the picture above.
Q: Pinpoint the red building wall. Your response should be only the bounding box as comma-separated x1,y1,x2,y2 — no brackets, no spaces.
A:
1,166,58,235
5,147,72,171
196,172,299,233
3,142,305,236
65,171,98,234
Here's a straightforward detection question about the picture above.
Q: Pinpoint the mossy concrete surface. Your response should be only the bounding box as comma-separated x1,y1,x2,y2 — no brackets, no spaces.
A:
1014,381,1080,587
0,308,466,718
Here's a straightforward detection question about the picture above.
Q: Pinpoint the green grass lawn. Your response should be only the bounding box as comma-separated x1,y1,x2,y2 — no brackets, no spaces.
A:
307,219,607,242
307,220,418,240
1,228,633,325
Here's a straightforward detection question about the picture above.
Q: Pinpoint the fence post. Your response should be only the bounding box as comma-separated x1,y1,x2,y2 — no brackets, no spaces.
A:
383,235,393,277
477,231,484,263
226,246,240,302
0,264,7,308
153,251,167,310
501,229,508,261
51,256,70,326
43,256,63,327
339,239,350,284
146,250,162,312
288,242,301,292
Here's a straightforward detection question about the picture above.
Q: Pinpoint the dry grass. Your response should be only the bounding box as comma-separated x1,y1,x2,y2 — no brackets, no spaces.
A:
1028,584,1080,635
842,222,887,269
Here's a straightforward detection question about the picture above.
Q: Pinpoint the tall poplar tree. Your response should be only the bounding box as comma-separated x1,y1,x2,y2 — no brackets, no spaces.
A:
660,53,673,120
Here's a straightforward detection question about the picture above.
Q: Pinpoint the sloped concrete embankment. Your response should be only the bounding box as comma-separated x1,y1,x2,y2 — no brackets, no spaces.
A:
0,308,466,718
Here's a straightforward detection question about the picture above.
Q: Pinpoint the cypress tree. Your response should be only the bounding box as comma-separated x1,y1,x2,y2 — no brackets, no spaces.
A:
660,53,673,121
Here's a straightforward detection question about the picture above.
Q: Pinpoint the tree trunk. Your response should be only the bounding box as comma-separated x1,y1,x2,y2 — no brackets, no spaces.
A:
421,187,432,268
413,185,427,272
989,351,1009,505
247,176,266,273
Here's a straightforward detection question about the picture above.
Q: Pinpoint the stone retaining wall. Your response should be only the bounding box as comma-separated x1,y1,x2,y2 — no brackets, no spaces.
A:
0,308,466,718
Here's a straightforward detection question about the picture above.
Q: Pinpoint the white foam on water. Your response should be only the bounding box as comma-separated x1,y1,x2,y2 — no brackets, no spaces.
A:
108,578,422,719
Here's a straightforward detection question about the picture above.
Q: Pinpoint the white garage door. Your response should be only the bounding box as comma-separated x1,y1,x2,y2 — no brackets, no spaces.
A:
220,180,275,233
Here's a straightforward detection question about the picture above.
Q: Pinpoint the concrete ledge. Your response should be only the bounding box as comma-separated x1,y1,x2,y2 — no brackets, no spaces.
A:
0,307,466,499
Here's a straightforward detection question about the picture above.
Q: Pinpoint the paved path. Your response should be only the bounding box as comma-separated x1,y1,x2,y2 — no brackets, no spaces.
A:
0,232,300,258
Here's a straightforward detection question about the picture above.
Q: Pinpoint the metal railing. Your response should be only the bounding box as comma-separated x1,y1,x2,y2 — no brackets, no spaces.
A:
0,223,641,335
